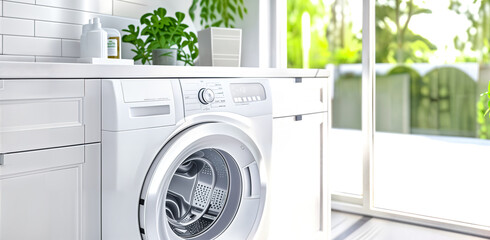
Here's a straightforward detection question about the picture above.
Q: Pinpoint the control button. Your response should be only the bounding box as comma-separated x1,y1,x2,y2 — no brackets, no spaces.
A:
247,97,252,101
257,96,262,101
252,96,257,101
198,88,215,104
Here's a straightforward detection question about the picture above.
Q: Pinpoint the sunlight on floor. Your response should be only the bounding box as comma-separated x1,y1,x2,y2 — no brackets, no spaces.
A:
332,211,487,240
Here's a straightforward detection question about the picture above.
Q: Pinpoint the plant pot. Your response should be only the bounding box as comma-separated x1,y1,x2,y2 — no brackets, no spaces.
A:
152,48,177,65
197,27,242,67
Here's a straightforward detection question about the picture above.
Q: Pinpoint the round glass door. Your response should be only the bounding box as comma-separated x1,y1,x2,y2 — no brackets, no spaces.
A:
139,123,265,240
165,148,242,238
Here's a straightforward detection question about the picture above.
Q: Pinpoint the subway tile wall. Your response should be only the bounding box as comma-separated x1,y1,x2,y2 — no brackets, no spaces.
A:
0,0,169,63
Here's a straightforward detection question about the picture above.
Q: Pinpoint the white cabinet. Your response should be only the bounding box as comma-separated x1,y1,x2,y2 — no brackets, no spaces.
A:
0,79,100,153
82,143,101,240
0,146,83,240
270,77,327,117
0,79,101,240
268,77,329,240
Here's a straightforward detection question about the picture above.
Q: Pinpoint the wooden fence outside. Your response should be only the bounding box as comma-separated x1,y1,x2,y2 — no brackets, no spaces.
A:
332,65,483,138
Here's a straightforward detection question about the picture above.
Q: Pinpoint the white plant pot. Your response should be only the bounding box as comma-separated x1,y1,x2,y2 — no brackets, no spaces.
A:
197,27,242,67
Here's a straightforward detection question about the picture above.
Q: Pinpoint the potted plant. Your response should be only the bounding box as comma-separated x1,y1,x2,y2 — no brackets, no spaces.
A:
188,0,247,66
122,8,199,65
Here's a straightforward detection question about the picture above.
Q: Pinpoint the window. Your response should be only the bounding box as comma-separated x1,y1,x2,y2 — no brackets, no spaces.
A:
286,0,490,237
287,0,364,197
373,0,490,229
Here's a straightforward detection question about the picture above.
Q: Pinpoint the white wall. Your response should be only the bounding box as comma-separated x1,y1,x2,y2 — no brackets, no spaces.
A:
0,0,270,66
234,0,277,68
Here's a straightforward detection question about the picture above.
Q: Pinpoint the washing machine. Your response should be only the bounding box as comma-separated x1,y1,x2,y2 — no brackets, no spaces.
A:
101,78,271,240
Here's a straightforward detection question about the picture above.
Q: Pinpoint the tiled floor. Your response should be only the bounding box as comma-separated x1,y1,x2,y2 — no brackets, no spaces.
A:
332,211,489,240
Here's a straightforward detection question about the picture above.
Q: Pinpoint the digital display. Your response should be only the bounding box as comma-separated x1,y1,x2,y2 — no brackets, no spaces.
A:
230,83,266,103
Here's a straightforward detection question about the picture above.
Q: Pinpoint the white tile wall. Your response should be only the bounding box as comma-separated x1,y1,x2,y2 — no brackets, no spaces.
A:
36,21,82,40
112,0,192,20
113,1,151,19
0,0,191,63
3,2,96,25
62,39,80,57
0,17,34,36
36,0,112,15
3,36,61,56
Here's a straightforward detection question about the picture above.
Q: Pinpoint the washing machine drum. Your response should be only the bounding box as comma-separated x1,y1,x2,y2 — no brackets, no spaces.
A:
139,123,266,240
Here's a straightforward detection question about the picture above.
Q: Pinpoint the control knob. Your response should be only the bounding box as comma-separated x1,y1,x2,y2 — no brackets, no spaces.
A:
198,88,215,104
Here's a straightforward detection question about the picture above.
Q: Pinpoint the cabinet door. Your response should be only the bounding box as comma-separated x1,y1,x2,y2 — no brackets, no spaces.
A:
0,79,85,153
0,146,84,240
270,78,328,118
268,113,329,240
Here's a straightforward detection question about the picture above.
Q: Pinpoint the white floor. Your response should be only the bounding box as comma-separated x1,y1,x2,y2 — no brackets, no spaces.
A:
331,211,489,240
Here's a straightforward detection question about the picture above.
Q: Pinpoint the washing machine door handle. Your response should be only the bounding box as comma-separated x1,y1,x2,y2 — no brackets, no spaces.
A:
243,163,261,199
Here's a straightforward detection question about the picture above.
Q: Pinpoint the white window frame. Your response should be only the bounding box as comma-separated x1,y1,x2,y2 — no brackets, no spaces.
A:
330,0,490,238
270,0,287,68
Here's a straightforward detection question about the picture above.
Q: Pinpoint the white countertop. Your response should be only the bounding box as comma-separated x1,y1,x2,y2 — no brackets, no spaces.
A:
0,62,329,79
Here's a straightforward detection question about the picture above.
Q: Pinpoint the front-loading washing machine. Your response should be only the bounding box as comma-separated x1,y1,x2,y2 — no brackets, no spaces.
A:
101,78,271,240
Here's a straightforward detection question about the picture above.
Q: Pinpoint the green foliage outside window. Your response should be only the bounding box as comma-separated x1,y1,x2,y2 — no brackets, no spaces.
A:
375,0,435,63
287,0,364,68
287,0,436,68
449,0,490,63
287,0,330,68
478,82,490,138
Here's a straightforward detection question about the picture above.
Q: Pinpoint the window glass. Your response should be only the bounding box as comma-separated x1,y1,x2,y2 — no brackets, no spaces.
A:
373,0,490,226
288,0,364,196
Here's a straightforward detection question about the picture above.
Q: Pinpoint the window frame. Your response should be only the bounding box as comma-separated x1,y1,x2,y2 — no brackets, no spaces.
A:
329,0,490,238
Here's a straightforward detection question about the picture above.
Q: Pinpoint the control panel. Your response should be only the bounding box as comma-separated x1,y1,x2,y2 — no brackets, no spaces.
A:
180,78,270,117
181,80,226,112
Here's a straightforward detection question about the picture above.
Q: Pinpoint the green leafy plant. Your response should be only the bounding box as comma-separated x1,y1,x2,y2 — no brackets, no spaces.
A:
483,82,490,118
177,31,199,65
477,82,490,139
188,0,247,28
122,8,199,65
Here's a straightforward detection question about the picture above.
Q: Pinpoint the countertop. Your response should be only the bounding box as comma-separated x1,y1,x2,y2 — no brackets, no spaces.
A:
0,62,330,79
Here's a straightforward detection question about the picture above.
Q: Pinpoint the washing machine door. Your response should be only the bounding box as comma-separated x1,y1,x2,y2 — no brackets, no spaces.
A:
139,122,266,240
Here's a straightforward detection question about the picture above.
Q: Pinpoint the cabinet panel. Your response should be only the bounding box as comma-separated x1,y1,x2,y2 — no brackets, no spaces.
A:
0,167,81,240
269,113,329,239
84,79,101,143
0,145,84,240
82,144,101,240
270,78,327,117
0,99,81,130
0,145,84,177
0,79,85,152
0,79,84,100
